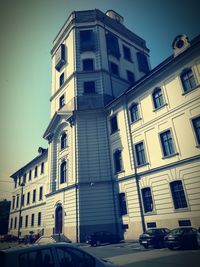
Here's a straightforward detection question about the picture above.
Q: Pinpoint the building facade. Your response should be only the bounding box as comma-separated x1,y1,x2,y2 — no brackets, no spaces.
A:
9,10,200,242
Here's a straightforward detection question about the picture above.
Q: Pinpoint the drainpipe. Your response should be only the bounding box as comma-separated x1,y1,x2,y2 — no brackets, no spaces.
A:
124,95,146,232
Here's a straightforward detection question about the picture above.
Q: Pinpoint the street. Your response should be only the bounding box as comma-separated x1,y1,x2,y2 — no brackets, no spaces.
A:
81,242,200,267
1,241,200,267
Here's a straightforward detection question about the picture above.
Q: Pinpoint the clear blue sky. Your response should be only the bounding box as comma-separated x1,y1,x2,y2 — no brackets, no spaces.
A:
0,0,199,200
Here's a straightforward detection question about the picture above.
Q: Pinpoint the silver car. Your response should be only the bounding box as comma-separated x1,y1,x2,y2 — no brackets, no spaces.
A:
0,242,119,267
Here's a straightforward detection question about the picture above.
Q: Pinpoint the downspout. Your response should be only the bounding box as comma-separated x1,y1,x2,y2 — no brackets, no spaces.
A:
124,95,146,232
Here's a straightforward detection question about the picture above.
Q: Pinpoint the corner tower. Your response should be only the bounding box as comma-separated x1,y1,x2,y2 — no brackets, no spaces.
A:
43,9,150,242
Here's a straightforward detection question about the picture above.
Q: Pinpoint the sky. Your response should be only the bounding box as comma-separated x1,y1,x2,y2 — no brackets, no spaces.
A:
0,0,200,200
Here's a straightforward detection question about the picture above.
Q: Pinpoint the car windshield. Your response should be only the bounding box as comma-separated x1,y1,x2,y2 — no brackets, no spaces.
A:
170,228,185,234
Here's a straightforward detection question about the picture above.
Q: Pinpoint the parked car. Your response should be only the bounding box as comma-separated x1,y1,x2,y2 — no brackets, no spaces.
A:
139,228,170,248
0,234,18,243
0,242,119,267
164,227,200,250
86,231,121,246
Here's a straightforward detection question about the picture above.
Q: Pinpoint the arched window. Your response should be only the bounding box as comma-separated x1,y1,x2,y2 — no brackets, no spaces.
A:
113,149,123,173
60,132,67,150
152,87,164,109
60,161,67,184
180,68,196,93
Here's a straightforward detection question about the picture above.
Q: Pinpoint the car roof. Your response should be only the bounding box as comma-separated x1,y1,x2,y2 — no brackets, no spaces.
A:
1,242,78,253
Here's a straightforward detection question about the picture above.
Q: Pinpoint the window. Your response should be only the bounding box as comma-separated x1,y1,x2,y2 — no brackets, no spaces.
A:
123,45,132,61
60,161,67,184
152,87,164,109
170,180,188,209
19,249,55,267
130,103,139,122
18,177,21,186
14,179,17,188
39,186,43,200
181,68,196,93
20,216,23,228
34,166,38,177
25,215,28,228
110,62,119,76
55,44,66,71
33,189,36,203
110,115,118,134
31,214,34,226
60,132,67,150
83,58,94,71
29,170,32,181
23,174,26,184
59,73,64,87
137,52,149,73
160,130,175,157
106,32,120,59
179,220,191,227
141,187,153,213
147,222,157,228
59,94,65,109
113,150,123,173
192,116,200,145
16,195,19,208
12,196,15,210
21,194,25,207
127,70,135,83
38,212,41,226
119,193,127,215
14,217,17,229
41,162,44,174
27,192,30,205
84,81,95,93
10,218,13,229
80,30,95,52
135,142,146,166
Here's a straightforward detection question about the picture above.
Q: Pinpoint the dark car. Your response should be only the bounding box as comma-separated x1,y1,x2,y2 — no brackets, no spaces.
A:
139,228,170,248
86,231,121,246
0,234,18,243
164,227,200,250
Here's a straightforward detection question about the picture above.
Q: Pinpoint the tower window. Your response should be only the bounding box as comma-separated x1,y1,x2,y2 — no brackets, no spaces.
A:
59,73,64,87
123,45,132,61
106,33,120,59
137,52,149,73
110,62,119,76
55,44,66,71
113,149,123,173
84,81,95,94
83,59,94,71
110,115,118,134
80,30,95,52
60,161,67,184
181,68,196,93
59,94,65,109
127,70,135,83
60,132,67,150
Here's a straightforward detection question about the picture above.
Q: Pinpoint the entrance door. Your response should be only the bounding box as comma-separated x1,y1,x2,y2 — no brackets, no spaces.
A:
55,205,63,234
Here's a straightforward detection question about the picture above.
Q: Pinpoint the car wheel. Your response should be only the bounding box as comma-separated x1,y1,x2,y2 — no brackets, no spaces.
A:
143,244,149,249
96,240,101,246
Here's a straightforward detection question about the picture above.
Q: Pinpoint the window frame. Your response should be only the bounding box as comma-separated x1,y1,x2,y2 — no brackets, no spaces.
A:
31,214,34,227
59,72,65,87
80,29,95,52
25,215,28,228
82,58,94,71
83,81,96,94
191,116,200,146
32,189,36,203
152,87,165,110
59,94,65,109
60,132,67,150
39,186,43,201
141,187,154,213
38,212,41,226
126,70,135,83
170,180,188,210
110,115,118,134
34,166,38,178
60,160,67,184
113,149,123,174
118,192,128,215
27,192,30,205
159,129,177,158
123,45,132,61
110,61,119,77
135,141,147,166
130,103,140,123
180,67,197,94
